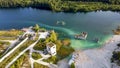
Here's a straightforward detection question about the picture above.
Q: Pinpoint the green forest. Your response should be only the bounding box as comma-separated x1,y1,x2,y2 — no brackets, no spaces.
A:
0,0,120,12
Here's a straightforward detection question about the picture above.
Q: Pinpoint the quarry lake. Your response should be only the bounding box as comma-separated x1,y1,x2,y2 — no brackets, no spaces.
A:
0,8,120,49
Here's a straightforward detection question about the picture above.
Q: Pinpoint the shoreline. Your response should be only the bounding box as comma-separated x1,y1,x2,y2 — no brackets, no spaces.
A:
70,35,120,68
0,7,120,13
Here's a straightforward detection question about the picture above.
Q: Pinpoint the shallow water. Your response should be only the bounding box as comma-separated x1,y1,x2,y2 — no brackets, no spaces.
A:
0,8,120,49
73,35,120,68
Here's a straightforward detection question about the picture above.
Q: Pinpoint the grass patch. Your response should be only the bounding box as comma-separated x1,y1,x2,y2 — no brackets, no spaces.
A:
34,62,48,68
57,45,74,60
0,30,23,37
32,52,42,60
33,39,46,51
0,37,17,40
0,30,23,40
0,41,10,58
0,40,35,68
33,42,46,51
43,56,58,64
0,41,10,46
10,51,30,68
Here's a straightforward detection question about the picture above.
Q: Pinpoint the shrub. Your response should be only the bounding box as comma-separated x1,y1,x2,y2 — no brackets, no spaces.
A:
62,38,71,46
70,63,75,68
117,43,120,47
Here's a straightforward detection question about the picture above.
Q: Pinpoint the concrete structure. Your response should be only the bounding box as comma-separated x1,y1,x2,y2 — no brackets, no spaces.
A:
20,27,36,40
39,32,50,39
46,42,56,56
28,33,36,40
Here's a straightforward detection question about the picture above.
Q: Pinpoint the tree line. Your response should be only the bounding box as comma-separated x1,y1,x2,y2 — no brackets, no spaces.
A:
62,0,120,4
0,0,120,12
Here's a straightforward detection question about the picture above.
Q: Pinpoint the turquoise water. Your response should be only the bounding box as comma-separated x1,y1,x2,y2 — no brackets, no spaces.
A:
35,22,112,49
0,8,120,49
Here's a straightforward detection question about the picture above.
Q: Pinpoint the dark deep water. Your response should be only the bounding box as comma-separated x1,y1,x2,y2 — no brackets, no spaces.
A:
0,8,120,49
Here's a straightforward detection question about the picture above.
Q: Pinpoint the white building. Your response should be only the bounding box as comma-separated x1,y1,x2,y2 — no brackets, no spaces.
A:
46,42,56,56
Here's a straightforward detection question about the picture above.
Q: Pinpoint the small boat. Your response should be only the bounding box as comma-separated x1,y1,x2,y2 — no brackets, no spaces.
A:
74,32,88,40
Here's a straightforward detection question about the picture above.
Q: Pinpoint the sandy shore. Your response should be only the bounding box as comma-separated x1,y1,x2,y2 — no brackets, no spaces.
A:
71,35,120,68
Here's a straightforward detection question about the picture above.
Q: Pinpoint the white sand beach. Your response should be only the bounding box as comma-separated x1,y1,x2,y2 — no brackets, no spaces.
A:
72,35,120,68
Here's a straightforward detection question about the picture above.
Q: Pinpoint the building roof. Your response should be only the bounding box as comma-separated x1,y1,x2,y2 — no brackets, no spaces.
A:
46,42,55,47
